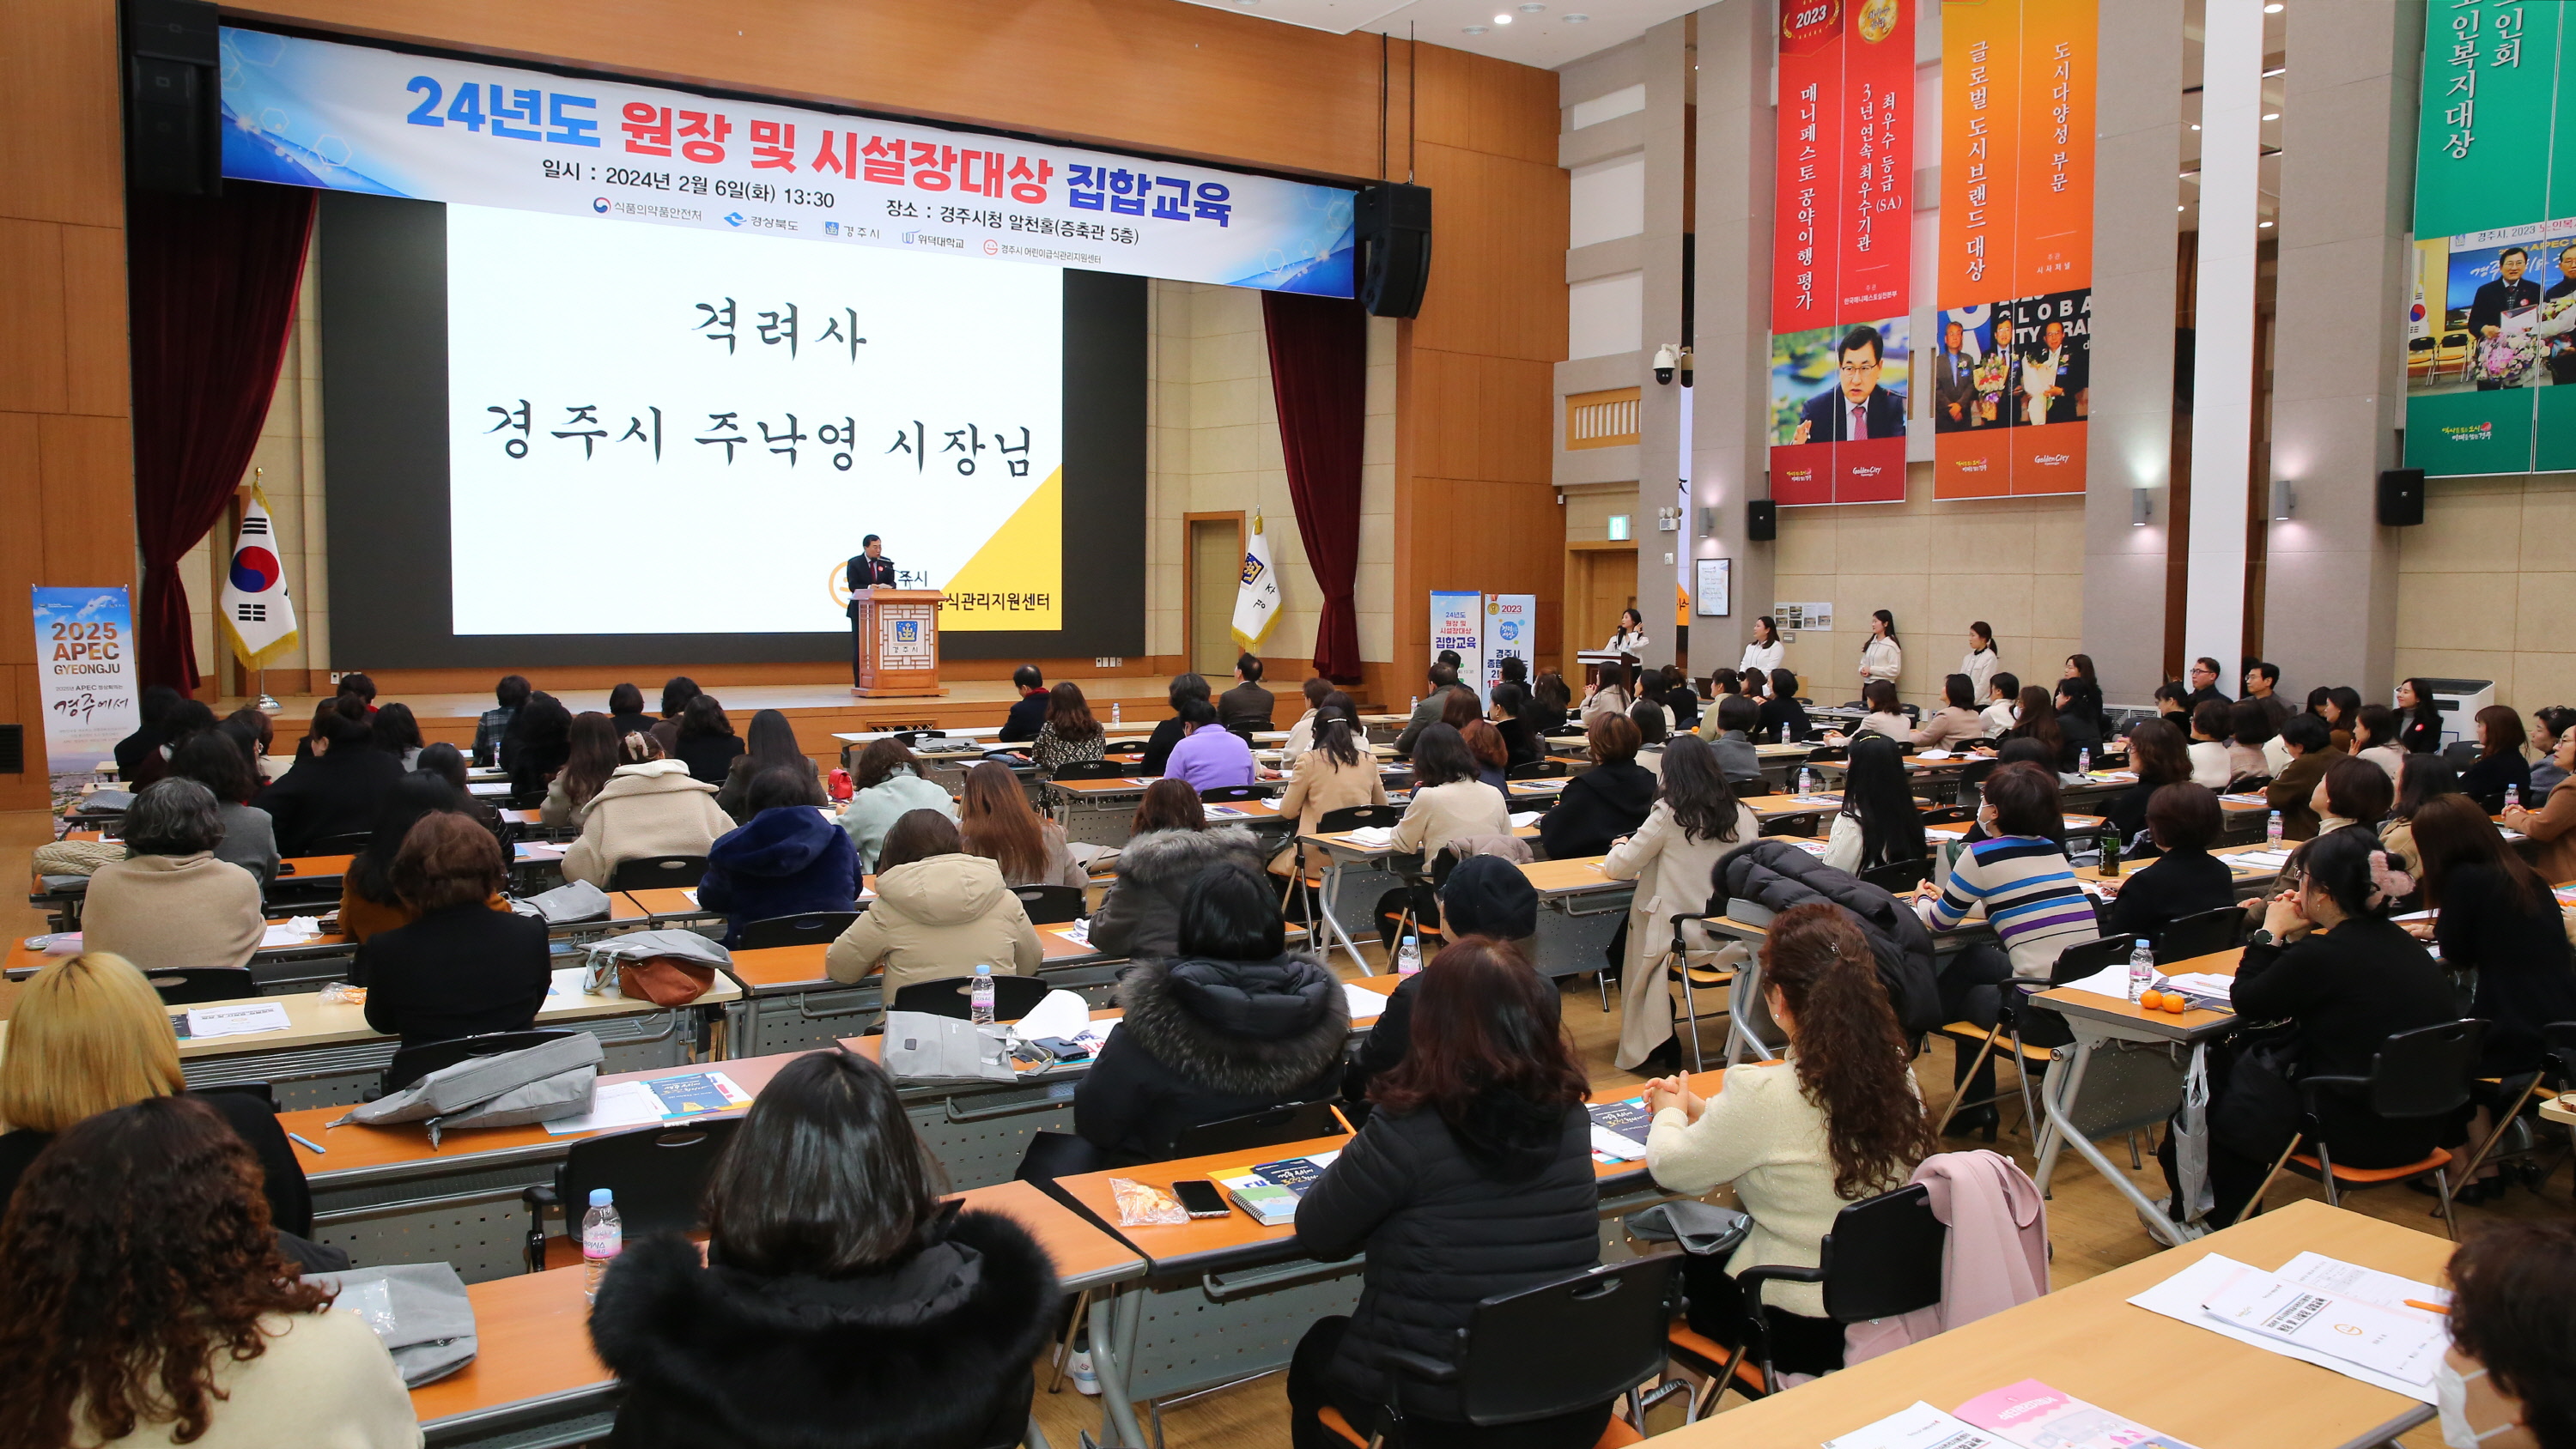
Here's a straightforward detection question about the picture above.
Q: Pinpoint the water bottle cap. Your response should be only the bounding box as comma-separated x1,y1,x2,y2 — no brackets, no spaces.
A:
975,963,993,974
590,1188,613,1207
1402,936,1418,944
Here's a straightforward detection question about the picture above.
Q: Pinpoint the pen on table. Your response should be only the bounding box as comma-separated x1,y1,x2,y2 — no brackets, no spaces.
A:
287,1131,327,1155
2403,1299,2449,1315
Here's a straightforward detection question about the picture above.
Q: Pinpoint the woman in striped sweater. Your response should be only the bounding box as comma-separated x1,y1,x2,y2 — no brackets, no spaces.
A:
1916,761,2099,1137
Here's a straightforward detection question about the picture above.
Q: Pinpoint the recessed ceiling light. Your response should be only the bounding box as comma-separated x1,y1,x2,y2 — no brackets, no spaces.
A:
2263,65,2285,76
2190,123,2201,130
2178,204,2186,212
2259,220,2275,227
1463,23,1488,33
2263,112,2281,120
1518,3,1546,11
1563,12,1590,21
1494,13,1512,22
2263,3,2281,11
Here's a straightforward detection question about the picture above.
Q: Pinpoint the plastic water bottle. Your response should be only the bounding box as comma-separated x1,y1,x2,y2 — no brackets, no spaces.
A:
2128,939,2155,1003
2506,785,2522,811
1110,701,1121,726
1408,694,1419,712
1395,935,1422,975
970,963,996,1025
581,1188,622,1303
2267,809,2284,847
2078,747,2092,775
1798,767,1815,797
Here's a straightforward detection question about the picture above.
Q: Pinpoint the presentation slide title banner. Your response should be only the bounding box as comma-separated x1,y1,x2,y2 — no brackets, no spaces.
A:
216,27,1358,297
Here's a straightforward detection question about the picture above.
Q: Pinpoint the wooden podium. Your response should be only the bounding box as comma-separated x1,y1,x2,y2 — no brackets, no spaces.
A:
850,587,947,699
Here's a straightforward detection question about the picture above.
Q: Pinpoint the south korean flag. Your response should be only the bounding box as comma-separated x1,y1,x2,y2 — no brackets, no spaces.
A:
216,485,300,668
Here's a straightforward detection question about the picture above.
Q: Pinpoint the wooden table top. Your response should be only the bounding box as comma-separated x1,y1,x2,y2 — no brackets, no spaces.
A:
2035,947,2243,1034
1518,855,1632,896
407,1178,1142,1431
1646,1199,2445,1449
2078,841,2287,888
619,887,722,921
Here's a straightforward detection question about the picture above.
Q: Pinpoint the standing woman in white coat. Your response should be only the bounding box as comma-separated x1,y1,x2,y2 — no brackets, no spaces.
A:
1601,735,1762,1071
1857,609,1903,695
1959,621,2000,703
1739,616,1785,679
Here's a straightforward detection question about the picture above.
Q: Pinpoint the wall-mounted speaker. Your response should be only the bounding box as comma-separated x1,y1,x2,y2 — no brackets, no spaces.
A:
1355,183,1431,318
0,725,23,775
1747,500,1777,542
2376,468,2425,527
124,0,222,197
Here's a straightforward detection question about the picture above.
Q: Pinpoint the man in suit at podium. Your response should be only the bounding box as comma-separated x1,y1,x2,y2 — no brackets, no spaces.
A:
847,535,898,687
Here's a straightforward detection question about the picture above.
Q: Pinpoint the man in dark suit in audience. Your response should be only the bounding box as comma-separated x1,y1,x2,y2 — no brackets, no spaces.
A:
846,535,898,687
1219,654,1276,733
2184,656,2233,712
1792,325,1907,443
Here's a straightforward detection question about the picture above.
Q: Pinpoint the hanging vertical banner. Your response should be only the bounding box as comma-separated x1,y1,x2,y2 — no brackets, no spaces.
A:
1768,0,1917,506
2402,1,2576,477
1930,0,2096,500
1479,593,1535,704
30,587,143,783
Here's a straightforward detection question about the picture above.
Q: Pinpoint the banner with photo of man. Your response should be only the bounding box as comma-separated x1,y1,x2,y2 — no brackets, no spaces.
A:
2404,0,2576,476
1766,0,1915,506
1931,0,2095,499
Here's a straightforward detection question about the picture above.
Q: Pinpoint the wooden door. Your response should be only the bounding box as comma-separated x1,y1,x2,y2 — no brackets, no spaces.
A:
1188,518,1242,677
1570,547,1637,657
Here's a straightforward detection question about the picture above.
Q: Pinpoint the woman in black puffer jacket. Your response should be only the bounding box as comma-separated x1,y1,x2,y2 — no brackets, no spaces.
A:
1288,939,1605,1449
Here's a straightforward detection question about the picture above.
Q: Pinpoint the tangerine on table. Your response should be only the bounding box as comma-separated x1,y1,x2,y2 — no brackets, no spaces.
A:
2162,993,2189,1014
2137,990,2165,1010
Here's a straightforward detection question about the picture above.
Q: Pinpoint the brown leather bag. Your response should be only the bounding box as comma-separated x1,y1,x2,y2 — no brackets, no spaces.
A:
617,956,715,1006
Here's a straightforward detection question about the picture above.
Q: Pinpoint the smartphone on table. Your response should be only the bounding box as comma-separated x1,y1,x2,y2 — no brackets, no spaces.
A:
1170,1179,1230,1219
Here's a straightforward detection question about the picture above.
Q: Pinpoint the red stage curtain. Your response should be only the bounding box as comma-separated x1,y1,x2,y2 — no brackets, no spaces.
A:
128,182,316,694
1261,290,1369,682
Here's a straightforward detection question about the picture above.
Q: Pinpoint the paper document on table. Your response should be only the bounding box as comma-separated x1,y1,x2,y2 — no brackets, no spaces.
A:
544,1080,669,1135
185,1000,293,1038
258,921,317,948
2056,962,2136,1003
682,888,700,906
546,965,597,999
2160,973,2234,1004
1341,983,1391,1021
2228,850,2293,872
1823,1402,2009,1449
1059,918,1092,947
1953,1379,2202,1449
2200,1270,2446,1385
1011,988,1095,1046
1343,826,1396,848
1589,1125,1649,1161
1507,810,1544,828
2126,1253,2445,1402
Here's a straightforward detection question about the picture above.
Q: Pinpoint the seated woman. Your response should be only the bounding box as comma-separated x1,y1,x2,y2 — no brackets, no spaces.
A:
1535,714,1654,860
1342,858,1543,1111
2459,704,2533,814
1397,724,1516,862
2152,680,2192,724
0,1096,416,1449
338,772,478,943
539,712,623,829
1580,661,1635,728
415,740,513,848
2104,718,2193,859
1758,666,1813,744
0,954,310,1235
1998,685,2065,768
1702,694,1769,788
1604,735,1762,1072
1280,676,1334,759
1163,696,1259,791
504,692,575,808
1978,671,2022,739
2313,753,2395,837
1910,674,1987,752
1090,779,1266,961
562,731,734,888
2381,750,2462,872
164,730,279,885
2505,723,2576,885
2103,784,2239,945
2052,677,2105,770
1272,698,1388,880
1829,679,1912,745
1465,716,1515,790
1073,860,1347,1166
591,1051,1059,1449
1820,733,1928,876
2436,1222,2576,1449
369,700,425,772
2228,700,2277,782
836,737,959,871
606,681,653,740
2186,700,2237,788
824,809,1041,998
357,813,550,1049
648,676,699,759
713,707,826,823
2170,825,2455,1225
2351,703,2407,782
700,767,864,946
258,707,404,856
82,778,264,973
956,759,1087,888
1030,681,1109,773
1288,939,1606,1449
1528,670,1573,737
1643,905,1935,1381
671,694,748,788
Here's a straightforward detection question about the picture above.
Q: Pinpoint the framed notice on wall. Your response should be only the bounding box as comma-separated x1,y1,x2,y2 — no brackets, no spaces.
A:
1774,602,1834,632
1695,559,1732,616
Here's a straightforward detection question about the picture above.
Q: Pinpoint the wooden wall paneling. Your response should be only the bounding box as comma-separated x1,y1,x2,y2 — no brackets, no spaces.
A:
0,0,125,228
1407,146,1570,361
0,221,70,415
58,224,131,419
35,415,137,587
0,415,42,669
1410,41,1562,167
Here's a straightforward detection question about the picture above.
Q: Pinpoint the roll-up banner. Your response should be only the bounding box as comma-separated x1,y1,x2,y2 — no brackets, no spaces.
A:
216,27,1356,297
31,588,142,784
1930,0,2096,500
2403,1,2576,476
1768,0,1916,506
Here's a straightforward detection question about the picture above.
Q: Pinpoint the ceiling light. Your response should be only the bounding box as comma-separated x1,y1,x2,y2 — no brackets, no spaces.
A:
2263,3,2281,11
2258,221,2275,228
1463,23,1488,33
1518,3,1546,10
2263,65,2285,76
1494,12,1512,22
1563,12,1590,21
2263,112,2280,120
2190,123,2201,130
2178,204,2186,212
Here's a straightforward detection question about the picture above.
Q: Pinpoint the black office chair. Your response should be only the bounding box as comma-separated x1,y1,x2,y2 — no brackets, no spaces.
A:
1507,760,1568,779
2242,1019,2487,1238
1165,1100,1345,1161
1200,784,1268,803
2153,905,2246,965
1935,933,2138,1137
890,973,1054,1022
605,853,708,890
305,831,375,857
1011,883,1087,925
1323,1255,1683,1448
2449,1020,2576,1194
383,1028,583,1095
1858,858,1933,894
1050,761,1127,782
195,1080,277,1113
1667,1185,1946,1413
737,910,862,950
149,967,259,1005
523,1116,743,1272
1801,744,1849,764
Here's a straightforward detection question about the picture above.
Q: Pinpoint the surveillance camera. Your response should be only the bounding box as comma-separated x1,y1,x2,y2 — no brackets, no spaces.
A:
1652,343,1677,385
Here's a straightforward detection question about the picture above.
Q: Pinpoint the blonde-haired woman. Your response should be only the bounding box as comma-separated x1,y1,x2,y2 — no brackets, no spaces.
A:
0,953,311,1234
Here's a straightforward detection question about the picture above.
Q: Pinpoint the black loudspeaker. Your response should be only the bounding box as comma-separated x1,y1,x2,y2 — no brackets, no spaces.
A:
1747,500,1777,542
2377,468,2426,527
124,0,222,197
1356,183,1432,318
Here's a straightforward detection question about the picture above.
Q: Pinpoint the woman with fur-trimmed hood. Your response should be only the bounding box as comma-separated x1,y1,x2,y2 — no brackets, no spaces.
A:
1075,860,1350,1166
1086,779,1267,961
590,1051,1057,1449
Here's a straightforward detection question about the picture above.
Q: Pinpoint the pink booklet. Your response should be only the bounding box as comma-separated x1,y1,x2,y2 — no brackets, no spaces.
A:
1953,1380,2200,1449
